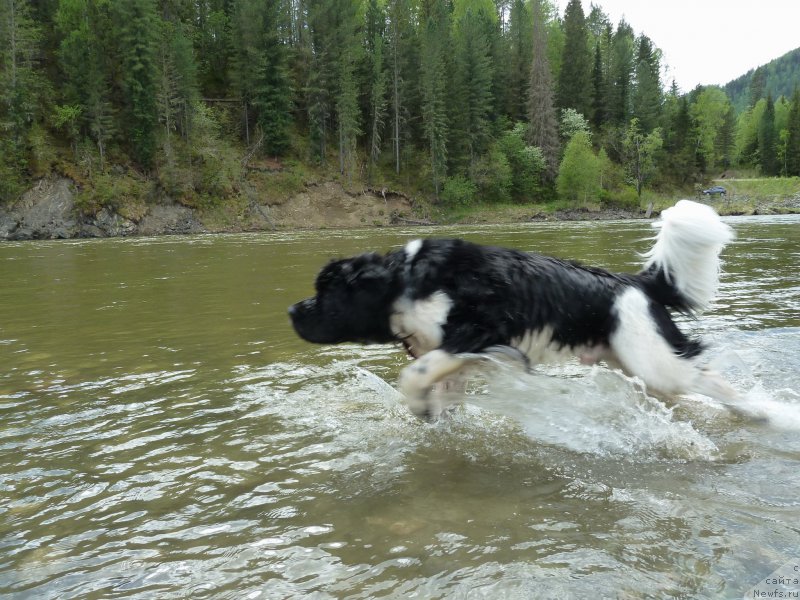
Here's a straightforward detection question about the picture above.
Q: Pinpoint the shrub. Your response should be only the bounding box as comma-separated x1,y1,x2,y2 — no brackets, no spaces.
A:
441,175,477,207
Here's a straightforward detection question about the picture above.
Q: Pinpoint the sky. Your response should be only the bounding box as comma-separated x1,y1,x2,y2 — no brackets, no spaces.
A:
557,0,800,93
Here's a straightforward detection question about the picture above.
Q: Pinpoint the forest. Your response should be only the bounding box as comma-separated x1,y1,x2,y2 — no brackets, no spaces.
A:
2,0,800,213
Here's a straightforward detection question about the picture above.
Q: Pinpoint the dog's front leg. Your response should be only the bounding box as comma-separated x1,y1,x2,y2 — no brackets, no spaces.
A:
399,349,466,421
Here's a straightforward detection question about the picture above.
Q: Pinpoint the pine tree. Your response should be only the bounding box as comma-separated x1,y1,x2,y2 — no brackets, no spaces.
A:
365,0,388,182
715,104,737,171
785,87,800,176
556,0,591,117
632,35,661,133
55,0,117,167
748,66,766,108
590,42,604,131
758,92,778,176
449,0,495,172
505,0,532,122
663,95,696,184
419,0,450,196
607,19,634,126
231,0,292,156
526,0,560,181
111,0,159,168
194,1,233,98
386,0,414,175
0,0,48,197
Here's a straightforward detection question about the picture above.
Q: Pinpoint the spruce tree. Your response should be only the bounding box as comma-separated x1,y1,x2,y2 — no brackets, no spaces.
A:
556,0,591,117
365,0,388,182
785,88,800,176
0,0,48,197
526,0,560,181
111,0,159,168
607,20,634,126
506,0,532,122
449,0,495,172
590,42,604,131
419,0,450,196
759,93,778,176
231,0,292,156
632,35,661,133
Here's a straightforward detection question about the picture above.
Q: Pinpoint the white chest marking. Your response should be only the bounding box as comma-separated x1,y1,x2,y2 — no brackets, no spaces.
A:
390,291,452,357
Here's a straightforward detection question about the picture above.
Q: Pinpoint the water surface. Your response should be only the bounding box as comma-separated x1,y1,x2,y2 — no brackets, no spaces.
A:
1,216,799,598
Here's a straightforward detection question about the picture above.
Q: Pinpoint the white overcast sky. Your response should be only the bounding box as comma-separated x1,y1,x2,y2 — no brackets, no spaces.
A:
556,0,800,92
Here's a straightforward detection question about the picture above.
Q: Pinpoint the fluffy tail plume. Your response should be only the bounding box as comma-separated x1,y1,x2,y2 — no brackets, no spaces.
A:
642,199,734,312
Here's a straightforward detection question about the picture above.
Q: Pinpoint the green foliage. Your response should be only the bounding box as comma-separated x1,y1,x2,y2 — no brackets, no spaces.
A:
759,94,778,176
631,35,661,132
785,89,800,176
111,0,159,168
724,49,800,113
559,108,590,143
497,123,546,201
441,174,477,207
231,0,292,156
690,87,732,172
1,0,796,213
470,144,512,203
556,0,591,116
622,118,662,198
556,130,601,204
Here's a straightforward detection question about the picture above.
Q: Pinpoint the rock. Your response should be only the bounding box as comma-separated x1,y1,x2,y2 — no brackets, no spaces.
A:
92,207,137,237
1,178,78,240
137,204,205,236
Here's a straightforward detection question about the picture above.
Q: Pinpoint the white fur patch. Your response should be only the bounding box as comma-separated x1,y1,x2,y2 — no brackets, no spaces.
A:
390,291,452,357
404,239,423,262
609,287,694,395
511,327,603,365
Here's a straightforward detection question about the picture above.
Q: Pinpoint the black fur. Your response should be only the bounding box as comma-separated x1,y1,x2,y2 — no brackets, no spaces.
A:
289,238,700,358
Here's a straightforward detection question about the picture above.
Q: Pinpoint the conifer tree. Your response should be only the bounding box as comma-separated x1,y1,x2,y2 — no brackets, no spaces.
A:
365,0,388,182
419,0,450,196
231,0,292,156
505,0,532,122
387,0,414,174
590,42,604,131
748,66,766,108
526,0,560,181
758,92,778,175
785,88,800,176
607,19,634,126
0,0,48,197
111,0,159,168
556,0,591,117
632,35,661,133
449,0,495,171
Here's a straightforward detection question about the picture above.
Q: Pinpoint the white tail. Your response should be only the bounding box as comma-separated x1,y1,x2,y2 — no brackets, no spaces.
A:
643,200,734,311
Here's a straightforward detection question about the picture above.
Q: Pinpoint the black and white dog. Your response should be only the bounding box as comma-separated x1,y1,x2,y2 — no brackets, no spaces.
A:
289,200,737,420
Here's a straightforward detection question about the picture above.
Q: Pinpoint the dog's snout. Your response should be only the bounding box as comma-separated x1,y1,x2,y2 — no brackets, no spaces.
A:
287,303,297,317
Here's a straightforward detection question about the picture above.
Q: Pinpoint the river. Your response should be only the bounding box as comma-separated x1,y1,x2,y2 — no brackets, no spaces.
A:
1,215,799,598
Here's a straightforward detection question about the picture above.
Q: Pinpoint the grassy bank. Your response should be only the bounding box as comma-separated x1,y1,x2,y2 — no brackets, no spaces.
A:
424,177,800,225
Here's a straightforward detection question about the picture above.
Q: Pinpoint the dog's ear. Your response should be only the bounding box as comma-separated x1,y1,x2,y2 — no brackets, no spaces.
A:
345,253,390,286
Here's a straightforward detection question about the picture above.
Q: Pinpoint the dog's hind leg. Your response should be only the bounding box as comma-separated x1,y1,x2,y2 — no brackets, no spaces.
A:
609,289,745,411
399,349,467,421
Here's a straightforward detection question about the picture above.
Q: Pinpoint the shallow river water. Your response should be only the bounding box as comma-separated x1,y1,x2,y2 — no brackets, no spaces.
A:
1,215,799,599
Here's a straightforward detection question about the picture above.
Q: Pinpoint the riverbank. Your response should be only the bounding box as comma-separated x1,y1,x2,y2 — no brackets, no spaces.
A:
1,175,799,240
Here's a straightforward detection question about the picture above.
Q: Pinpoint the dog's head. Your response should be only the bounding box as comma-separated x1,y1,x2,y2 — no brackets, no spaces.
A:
289,252,399,345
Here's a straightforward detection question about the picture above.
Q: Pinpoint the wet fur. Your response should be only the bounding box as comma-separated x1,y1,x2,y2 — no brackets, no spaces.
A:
289,201,737,420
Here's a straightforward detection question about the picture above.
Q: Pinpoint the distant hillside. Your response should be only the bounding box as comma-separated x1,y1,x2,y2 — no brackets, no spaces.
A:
724,47,800,112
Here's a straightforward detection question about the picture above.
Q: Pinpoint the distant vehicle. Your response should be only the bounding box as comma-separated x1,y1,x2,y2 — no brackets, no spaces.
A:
701,185,727,197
